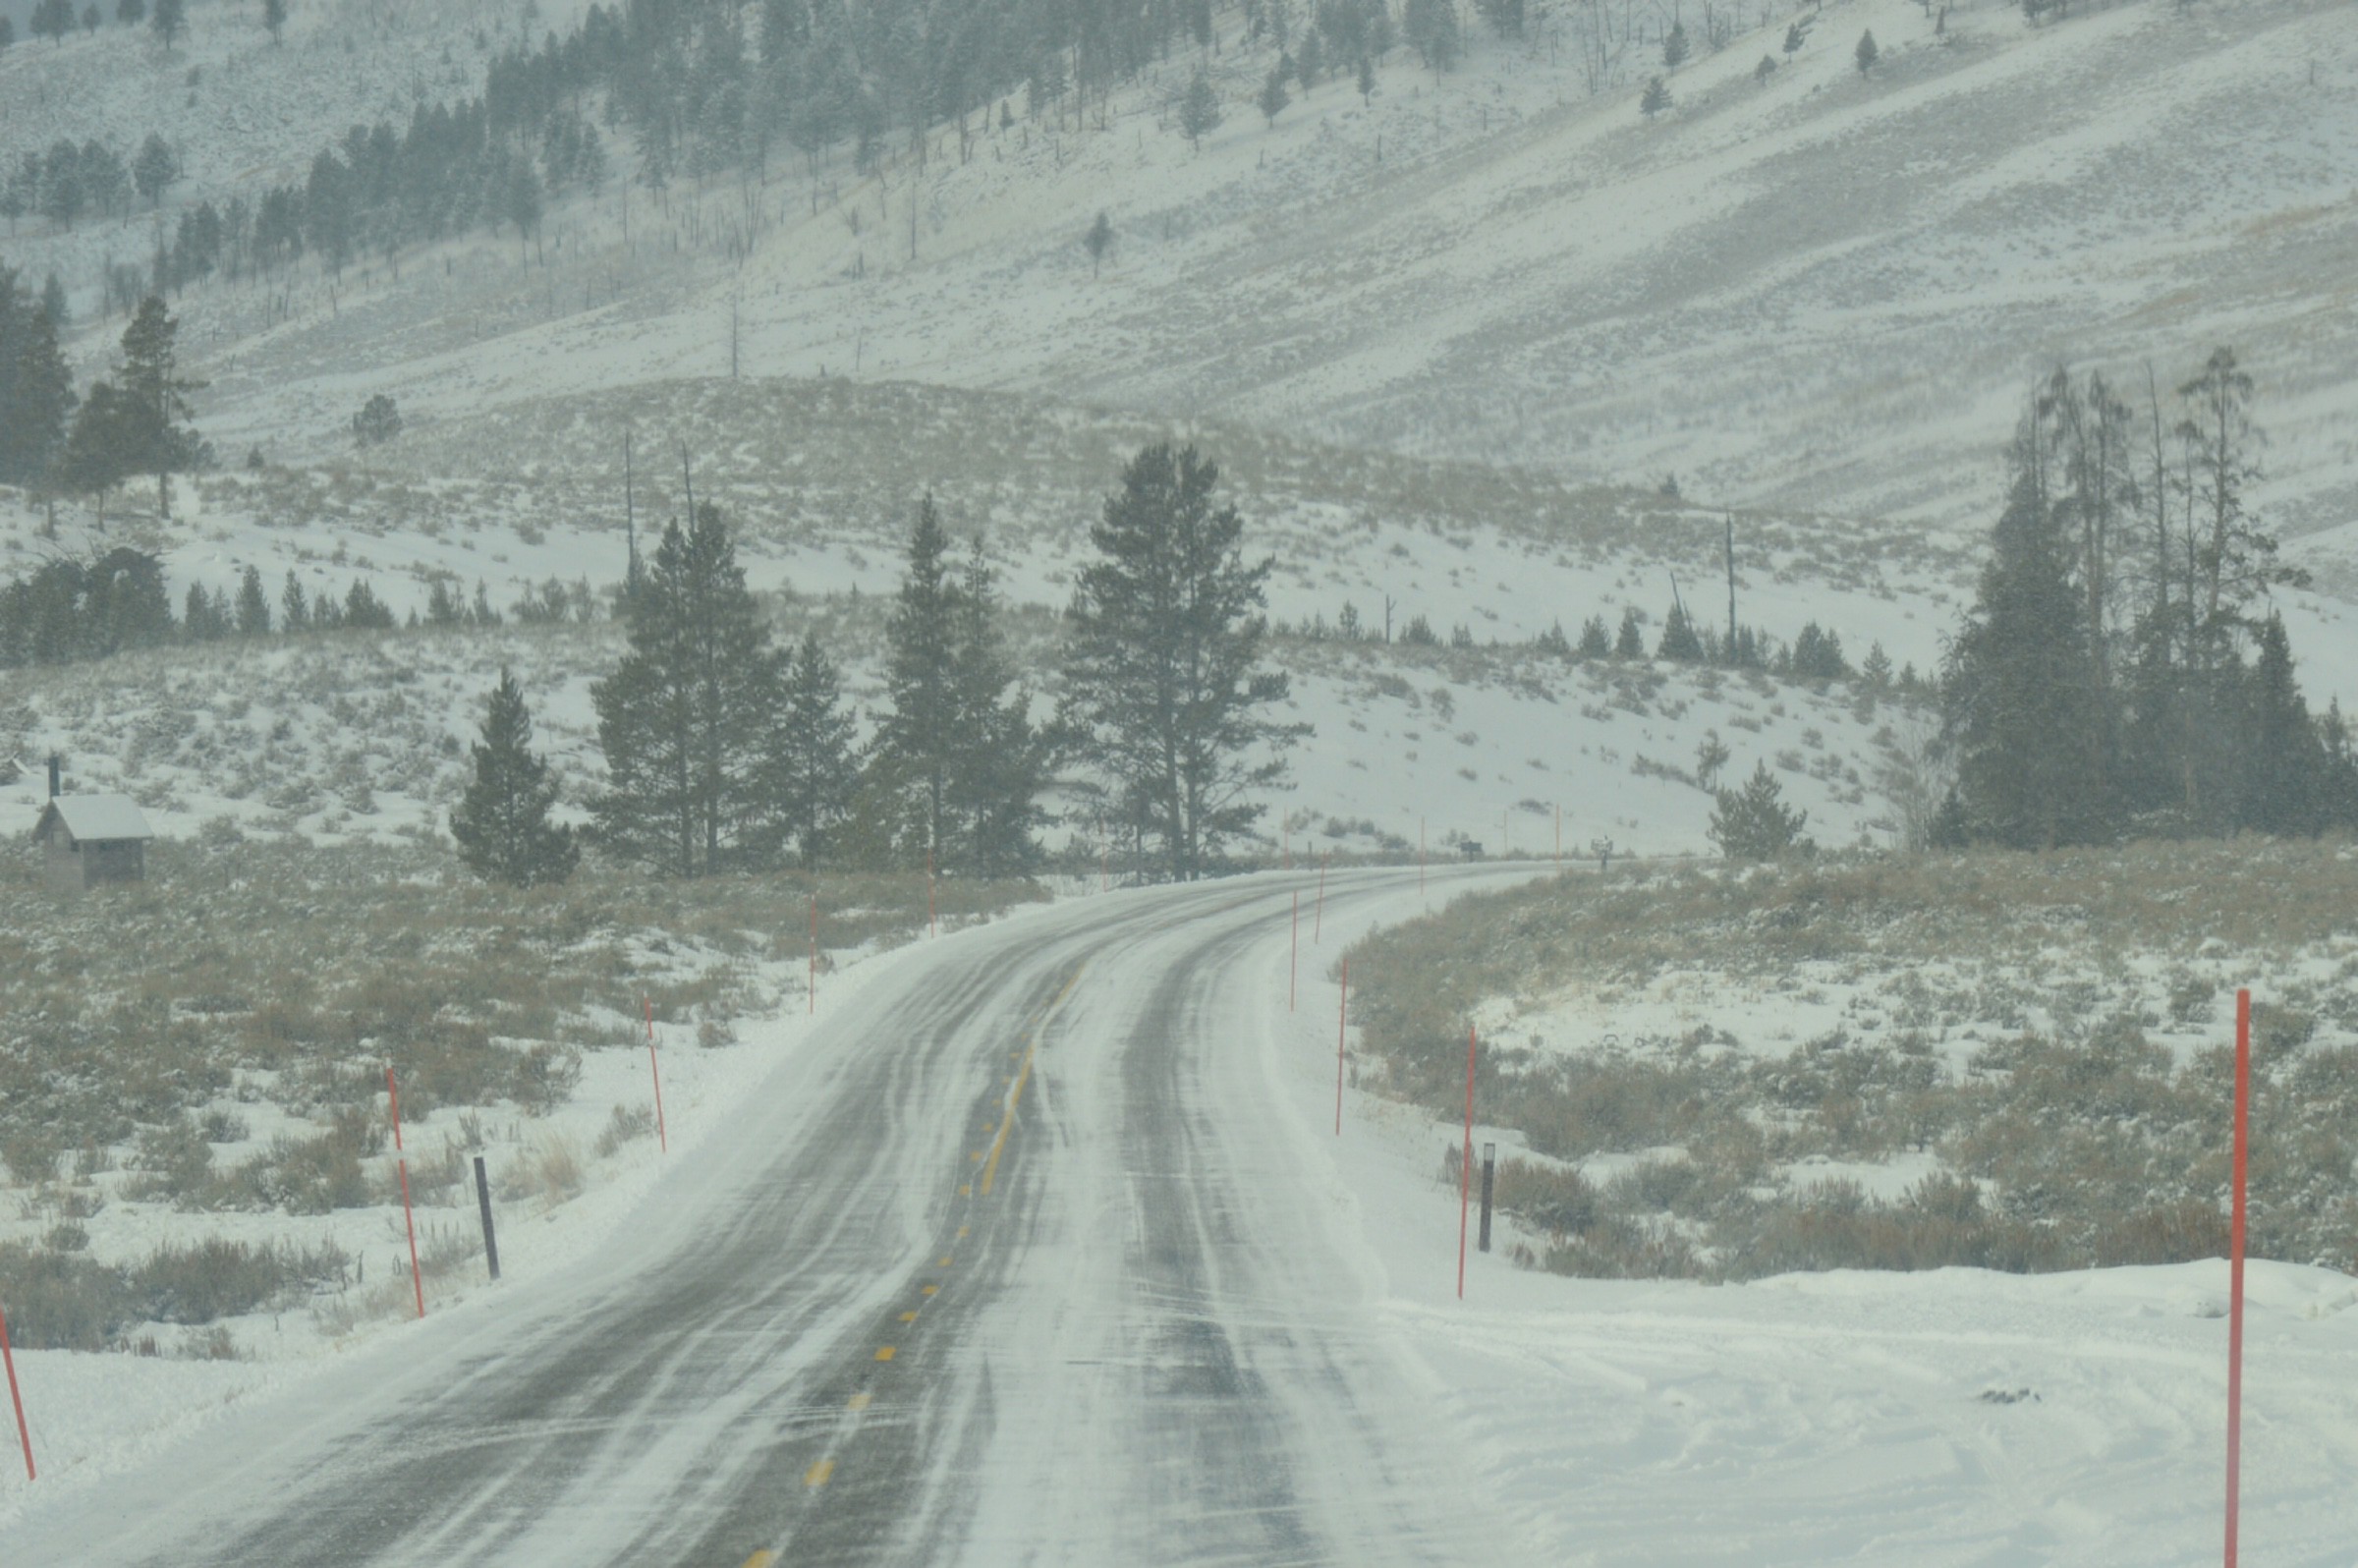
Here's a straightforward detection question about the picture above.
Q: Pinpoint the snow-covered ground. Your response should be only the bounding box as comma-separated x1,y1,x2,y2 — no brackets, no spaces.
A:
1290,881,2358,1564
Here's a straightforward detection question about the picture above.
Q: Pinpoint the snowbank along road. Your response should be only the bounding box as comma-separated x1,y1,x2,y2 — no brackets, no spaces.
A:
8,865,1534,1568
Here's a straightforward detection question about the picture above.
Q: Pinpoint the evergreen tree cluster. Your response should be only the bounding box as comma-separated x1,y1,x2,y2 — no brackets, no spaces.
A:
1941,351,2358,848
0,552,471,668
1280,591,1917,693
584,443,1297,887
2,135,160,236
587,490,1045,880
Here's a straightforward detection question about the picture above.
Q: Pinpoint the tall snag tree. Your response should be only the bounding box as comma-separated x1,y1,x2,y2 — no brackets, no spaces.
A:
591,500,786,875
1061,443,1308,881
450,667,580,886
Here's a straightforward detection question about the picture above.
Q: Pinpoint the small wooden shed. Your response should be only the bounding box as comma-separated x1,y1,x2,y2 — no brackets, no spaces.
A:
33,794,156,893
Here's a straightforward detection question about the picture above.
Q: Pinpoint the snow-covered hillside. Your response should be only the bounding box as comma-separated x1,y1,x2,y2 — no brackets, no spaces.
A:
9,0,2347,555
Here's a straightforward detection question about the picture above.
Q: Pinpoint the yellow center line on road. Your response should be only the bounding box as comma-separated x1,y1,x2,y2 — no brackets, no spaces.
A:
803,1459,835,1488
848,1391,870,1411
922,1284,938,1296
743,1553,778,1568
875,1346,896,1362
900,1310,919,1322
979,1050,1031,1197
979,964,1086,1199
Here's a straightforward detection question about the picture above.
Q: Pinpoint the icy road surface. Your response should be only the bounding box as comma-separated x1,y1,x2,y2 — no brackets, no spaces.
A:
8,868,1528,1568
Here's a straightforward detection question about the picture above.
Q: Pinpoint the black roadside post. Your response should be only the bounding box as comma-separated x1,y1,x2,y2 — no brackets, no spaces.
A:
474,1155,501,1281
1478,1143,1496,1253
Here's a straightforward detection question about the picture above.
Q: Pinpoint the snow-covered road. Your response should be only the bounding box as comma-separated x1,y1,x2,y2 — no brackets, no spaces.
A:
11,864,2358,1566
6,866,1528,1567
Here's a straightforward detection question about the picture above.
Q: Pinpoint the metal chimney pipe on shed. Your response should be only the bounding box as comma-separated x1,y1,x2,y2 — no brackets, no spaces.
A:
47,756,60,799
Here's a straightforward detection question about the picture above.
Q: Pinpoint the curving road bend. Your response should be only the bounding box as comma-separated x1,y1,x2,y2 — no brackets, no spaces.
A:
12,867,1532,1568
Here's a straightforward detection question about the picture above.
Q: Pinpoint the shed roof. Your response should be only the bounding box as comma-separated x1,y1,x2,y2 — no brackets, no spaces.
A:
36,794,156,844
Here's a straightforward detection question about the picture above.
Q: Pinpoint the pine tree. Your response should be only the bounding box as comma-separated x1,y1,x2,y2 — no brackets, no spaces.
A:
40,143,83,229
1614,606,1646,656
1640,76,1672,118
943,540,1045,875
875,494,960,866
1709,761,1812,861
451,668,581,887
2,304,75,486
1358,54,1376,103
1656,602,1704,661
1790,622,1848,681
1943,477,2114,848
280,570,309,633
342,578,396,630
1662,20,1689,70
134,135,176,210
235,564,270,635
1258,67,1291,126
57,380,132,526
2242,612,2326,835
2319,700,2358,832
1854,28,1877,74
1404,0,1458,72
262,0,287,43
772,633,859,870
149,0,182,47
180,583,212,640
1061,444,1309,881
506,162,543,259
352,392,401,446
1475,0,1523,38
590,502,786,876
1577,615,1612,658
1179,69,1221,150
115,296,203,520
